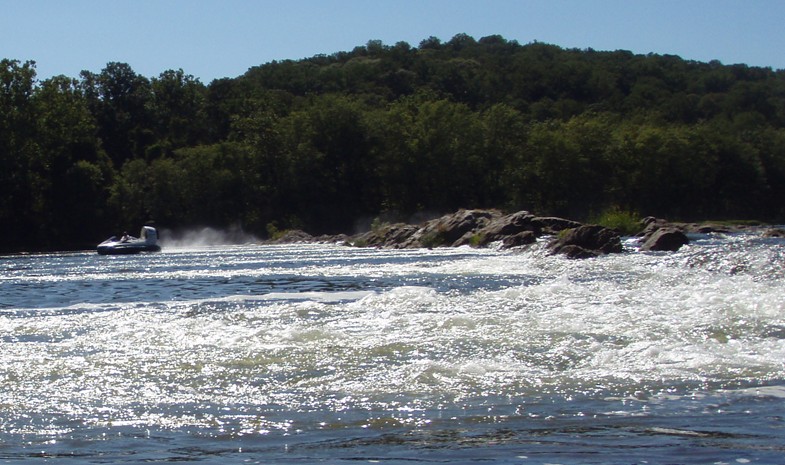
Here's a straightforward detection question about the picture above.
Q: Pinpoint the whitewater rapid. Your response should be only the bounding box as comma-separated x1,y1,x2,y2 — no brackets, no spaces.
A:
1,233,784,463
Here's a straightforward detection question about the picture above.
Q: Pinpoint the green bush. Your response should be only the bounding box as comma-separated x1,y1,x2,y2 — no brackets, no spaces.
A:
266,222,285,240
593,207,642,236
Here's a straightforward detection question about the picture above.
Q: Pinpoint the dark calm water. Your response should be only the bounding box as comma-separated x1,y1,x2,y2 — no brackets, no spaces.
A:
1,233,784,464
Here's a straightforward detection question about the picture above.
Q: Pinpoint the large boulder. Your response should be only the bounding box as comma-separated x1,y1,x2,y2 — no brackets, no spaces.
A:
406,209,499,248
692,224,733,234
471,211,541,246
638,216,671,237
502,231,538,248
763,228,785,238
532,216,583,235
547,225,623,258
268,229,313,244
353,223,419,248
640,228,689,251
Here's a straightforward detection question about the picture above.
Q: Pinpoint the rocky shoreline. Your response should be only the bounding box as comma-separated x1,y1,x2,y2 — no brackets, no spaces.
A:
267,209,784,259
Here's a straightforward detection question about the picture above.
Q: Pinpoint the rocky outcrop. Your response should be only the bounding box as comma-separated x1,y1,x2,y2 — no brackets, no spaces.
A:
762,228,785,238
531,216,583,234
638,217,689,251
469,211,540,246
268,229,313,243
639,217,671,236
692,224,734,234
269,209,768,257
348,210,623,257
547,225,623,258
353,223,420,248
390,209,588,250
502,231,538,248
640,228,689,251
641,217,765,237
410,209,499,248
348,209,554,250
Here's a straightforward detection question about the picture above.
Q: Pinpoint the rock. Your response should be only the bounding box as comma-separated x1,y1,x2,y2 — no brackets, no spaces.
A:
694,224,733,234
642,218,741,236
502,231,537,248
638,217,672,237
763,228,785,238
547,225,623,258
641,216,667,228
405,209,499,248
314,233,351,244
353,223,419,248
640,228,689,251
472,211,540,246
531,216,583,234
348,209,551,249
346,209,590,250
554,244,604,259
269,229,313,243
265,209,771,256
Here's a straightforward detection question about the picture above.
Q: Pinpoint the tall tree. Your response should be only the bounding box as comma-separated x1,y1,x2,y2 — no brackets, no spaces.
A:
33,75,110,246
81,62,153,166
149,69,208,155
0,60,39,249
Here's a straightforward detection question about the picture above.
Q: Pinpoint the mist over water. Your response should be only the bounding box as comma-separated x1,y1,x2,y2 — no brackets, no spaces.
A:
159,225,259,248
1,233,784,463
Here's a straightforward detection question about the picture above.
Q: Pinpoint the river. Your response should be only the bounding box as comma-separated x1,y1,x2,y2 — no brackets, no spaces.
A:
1,232,784,464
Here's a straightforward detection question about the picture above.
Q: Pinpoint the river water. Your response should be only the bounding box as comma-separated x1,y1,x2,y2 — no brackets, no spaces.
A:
1,232,784,464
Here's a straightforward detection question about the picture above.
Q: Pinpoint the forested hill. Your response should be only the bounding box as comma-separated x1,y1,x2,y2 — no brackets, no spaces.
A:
2,34,785,251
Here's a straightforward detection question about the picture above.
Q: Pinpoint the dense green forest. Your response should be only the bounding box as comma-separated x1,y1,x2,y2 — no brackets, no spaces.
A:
2,34,785,251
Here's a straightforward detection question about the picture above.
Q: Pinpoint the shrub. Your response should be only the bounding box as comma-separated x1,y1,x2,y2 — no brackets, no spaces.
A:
593,207,642,236
266,222,285,240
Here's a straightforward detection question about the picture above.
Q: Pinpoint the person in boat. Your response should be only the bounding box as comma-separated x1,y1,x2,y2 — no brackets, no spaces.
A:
121,231,130,242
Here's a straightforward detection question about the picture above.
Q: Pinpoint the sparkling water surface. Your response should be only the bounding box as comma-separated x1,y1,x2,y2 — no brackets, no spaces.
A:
1,233,784,464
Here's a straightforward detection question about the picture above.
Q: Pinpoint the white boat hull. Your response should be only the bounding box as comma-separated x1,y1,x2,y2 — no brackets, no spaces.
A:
97,226,161,255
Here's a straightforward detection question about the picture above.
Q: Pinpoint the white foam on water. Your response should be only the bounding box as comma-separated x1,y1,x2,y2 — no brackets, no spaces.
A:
2,235,784,436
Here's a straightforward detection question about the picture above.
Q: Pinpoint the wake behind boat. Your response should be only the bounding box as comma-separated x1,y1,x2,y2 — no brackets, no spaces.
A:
97,226,161,255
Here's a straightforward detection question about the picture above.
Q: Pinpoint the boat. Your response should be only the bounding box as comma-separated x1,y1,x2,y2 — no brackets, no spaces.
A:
97,226,161,255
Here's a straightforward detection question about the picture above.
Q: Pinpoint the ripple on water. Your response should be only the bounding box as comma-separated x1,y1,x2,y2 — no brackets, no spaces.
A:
1,240,784,463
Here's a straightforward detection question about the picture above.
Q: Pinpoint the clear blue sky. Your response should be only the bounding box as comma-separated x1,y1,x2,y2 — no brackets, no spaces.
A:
3,0,783,83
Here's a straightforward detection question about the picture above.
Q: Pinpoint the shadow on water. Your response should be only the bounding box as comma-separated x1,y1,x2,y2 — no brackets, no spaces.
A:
4,404,784,465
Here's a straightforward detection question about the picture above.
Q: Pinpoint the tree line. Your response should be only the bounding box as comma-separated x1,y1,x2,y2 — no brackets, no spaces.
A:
2,34,784,251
